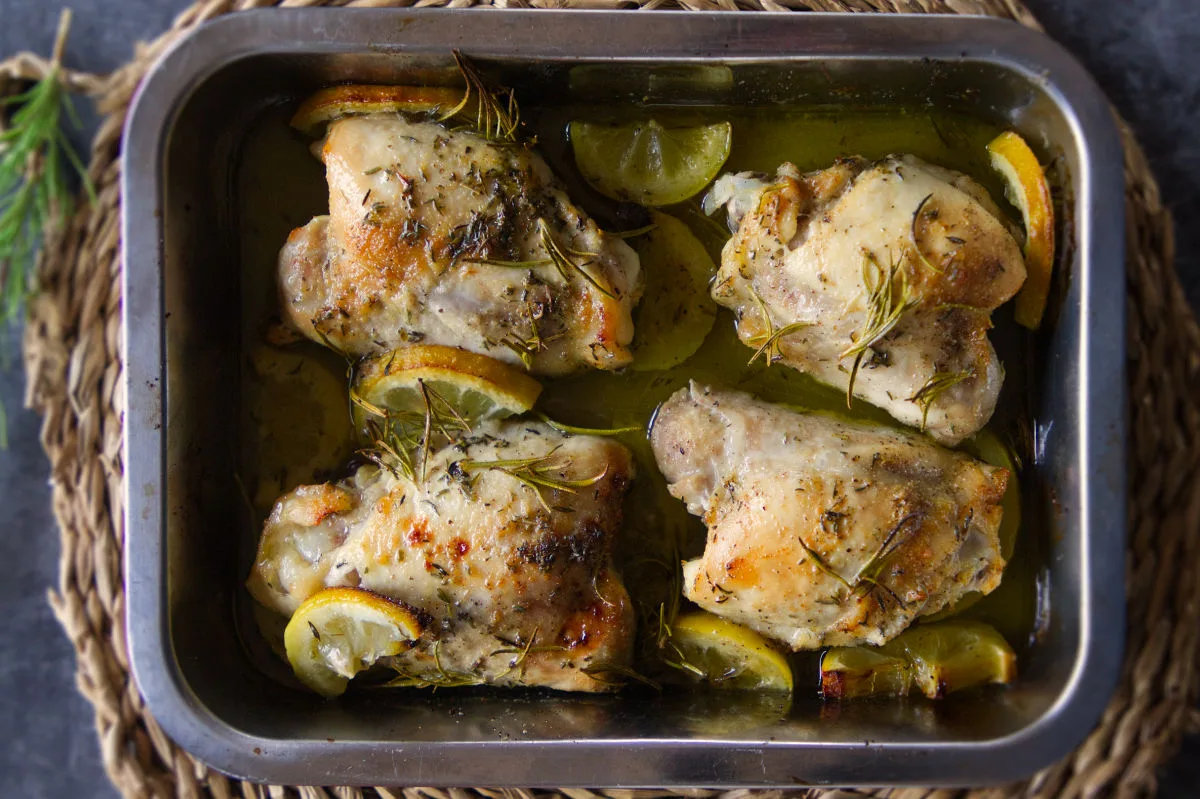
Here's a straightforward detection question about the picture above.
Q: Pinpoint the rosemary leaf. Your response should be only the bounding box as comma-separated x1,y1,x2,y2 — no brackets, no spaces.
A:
909,192,945,274
0,11,93,448
909,368,974,432
841,252,920,408
532,412,640,436
438,51,522,144
456,447,608,513
581,661,660,690
797,535,853,591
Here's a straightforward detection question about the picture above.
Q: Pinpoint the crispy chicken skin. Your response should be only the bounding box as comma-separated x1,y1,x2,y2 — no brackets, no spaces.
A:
247,419,636,692
650,383,1008,650
707,155,1026,445
279,116,642,374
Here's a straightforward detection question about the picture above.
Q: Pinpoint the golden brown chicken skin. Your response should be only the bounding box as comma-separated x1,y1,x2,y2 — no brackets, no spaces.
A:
706,155,1026,445
651,383,1008,650
279,116,642,375
248,419,636,692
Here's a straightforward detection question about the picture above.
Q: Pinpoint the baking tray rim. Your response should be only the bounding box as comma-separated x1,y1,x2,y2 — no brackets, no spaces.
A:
120,8,1126,788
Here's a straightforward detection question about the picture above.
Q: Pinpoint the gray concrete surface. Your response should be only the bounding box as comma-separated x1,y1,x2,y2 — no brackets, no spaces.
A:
0,0,1196,796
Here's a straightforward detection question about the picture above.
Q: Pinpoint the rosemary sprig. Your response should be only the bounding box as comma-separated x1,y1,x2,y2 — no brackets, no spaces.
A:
655,610,712,681
491,627,567,681
382,641,483,690
498,334,539,371
581,661,660,690
470,218,617,299
606,223,656,240
352,378,471,483
493,295,564,371
742,286,808,367
909,193,945,274
532,412,639,437
454,446,608,514
797,535,853,591
909,368,974,432
1,12,94,331
438,51,521,144
850,513,924,610
840,252,920,408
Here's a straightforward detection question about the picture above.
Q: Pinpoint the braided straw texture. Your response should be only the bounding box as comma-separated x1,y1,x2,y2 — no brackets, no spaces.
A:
3,0,1198,796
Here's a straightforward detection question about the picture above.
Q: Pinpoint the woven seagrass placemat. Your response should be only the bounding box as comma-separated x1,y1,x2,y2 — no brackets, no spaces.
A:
2,0,1198,797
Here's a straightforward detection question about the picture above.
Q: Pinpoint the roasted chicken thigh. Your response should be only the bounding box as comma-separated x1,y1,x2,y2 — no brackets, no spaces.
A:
248,419,636,692
706,155,1026,445
650,383,1008,650
279,116,642,374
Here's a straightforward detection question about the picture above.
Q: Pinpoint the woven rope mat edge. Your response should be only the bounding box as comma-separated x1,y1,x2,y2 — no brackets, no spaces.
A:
4,0,1199,797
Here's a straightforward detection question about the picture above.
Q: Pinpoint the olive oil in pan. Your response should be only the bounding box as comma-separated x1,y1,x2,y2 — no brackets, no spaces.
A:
235,102,1045,697
235,102,356,520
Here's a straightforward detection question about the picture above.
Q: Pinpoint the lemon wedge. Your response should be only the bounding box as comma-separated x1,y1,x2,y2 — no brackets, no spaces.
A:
890,620,1017,698
570,119,732,207
291,84,466,136
987,130,1055,329
820,620,1016,700
353,345,542,428
666,612,793,693
284,587,423,697
629,211,719,371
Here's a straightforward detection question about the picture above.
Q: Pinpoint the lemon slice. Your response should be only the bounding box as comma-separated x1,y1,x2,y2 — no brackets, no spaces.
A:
284,587,423,697
353,345,542,427
570,119,732,207
667,612,793,692
820,621,1015,700
889,620,1017,698
291,84,466,136
820,646,913,700
987,131,1055,329
629,211,719,371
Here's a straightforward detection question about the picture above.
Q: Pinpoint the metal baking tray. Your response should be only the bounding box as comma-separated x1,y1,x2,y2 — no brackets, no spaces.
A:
122,9,1126,788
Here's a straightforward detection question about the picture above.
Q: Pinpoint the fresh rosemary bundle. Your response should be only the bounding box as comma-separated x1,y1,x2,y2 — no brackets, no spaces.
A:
0,10,94,446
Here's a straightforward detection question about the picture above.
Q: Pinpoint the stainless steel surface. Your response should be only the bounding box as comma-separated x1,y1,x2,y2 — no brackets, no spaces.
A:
121,9,1126,788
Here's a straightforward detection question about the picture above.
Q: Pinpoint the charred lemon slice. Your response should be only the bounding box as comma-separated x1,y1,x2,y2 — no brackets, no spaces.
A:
666,612,793,693
987,131,1055,330
291,84,466,136
570,119,732,207
820,646,913,700
284,587,422,697
629,211,719,371
353,345,542,428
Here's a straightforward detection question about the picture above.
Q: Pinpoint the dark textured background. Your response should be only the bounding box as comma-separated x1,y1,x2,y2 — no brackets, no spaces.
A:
1,1,1197,796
